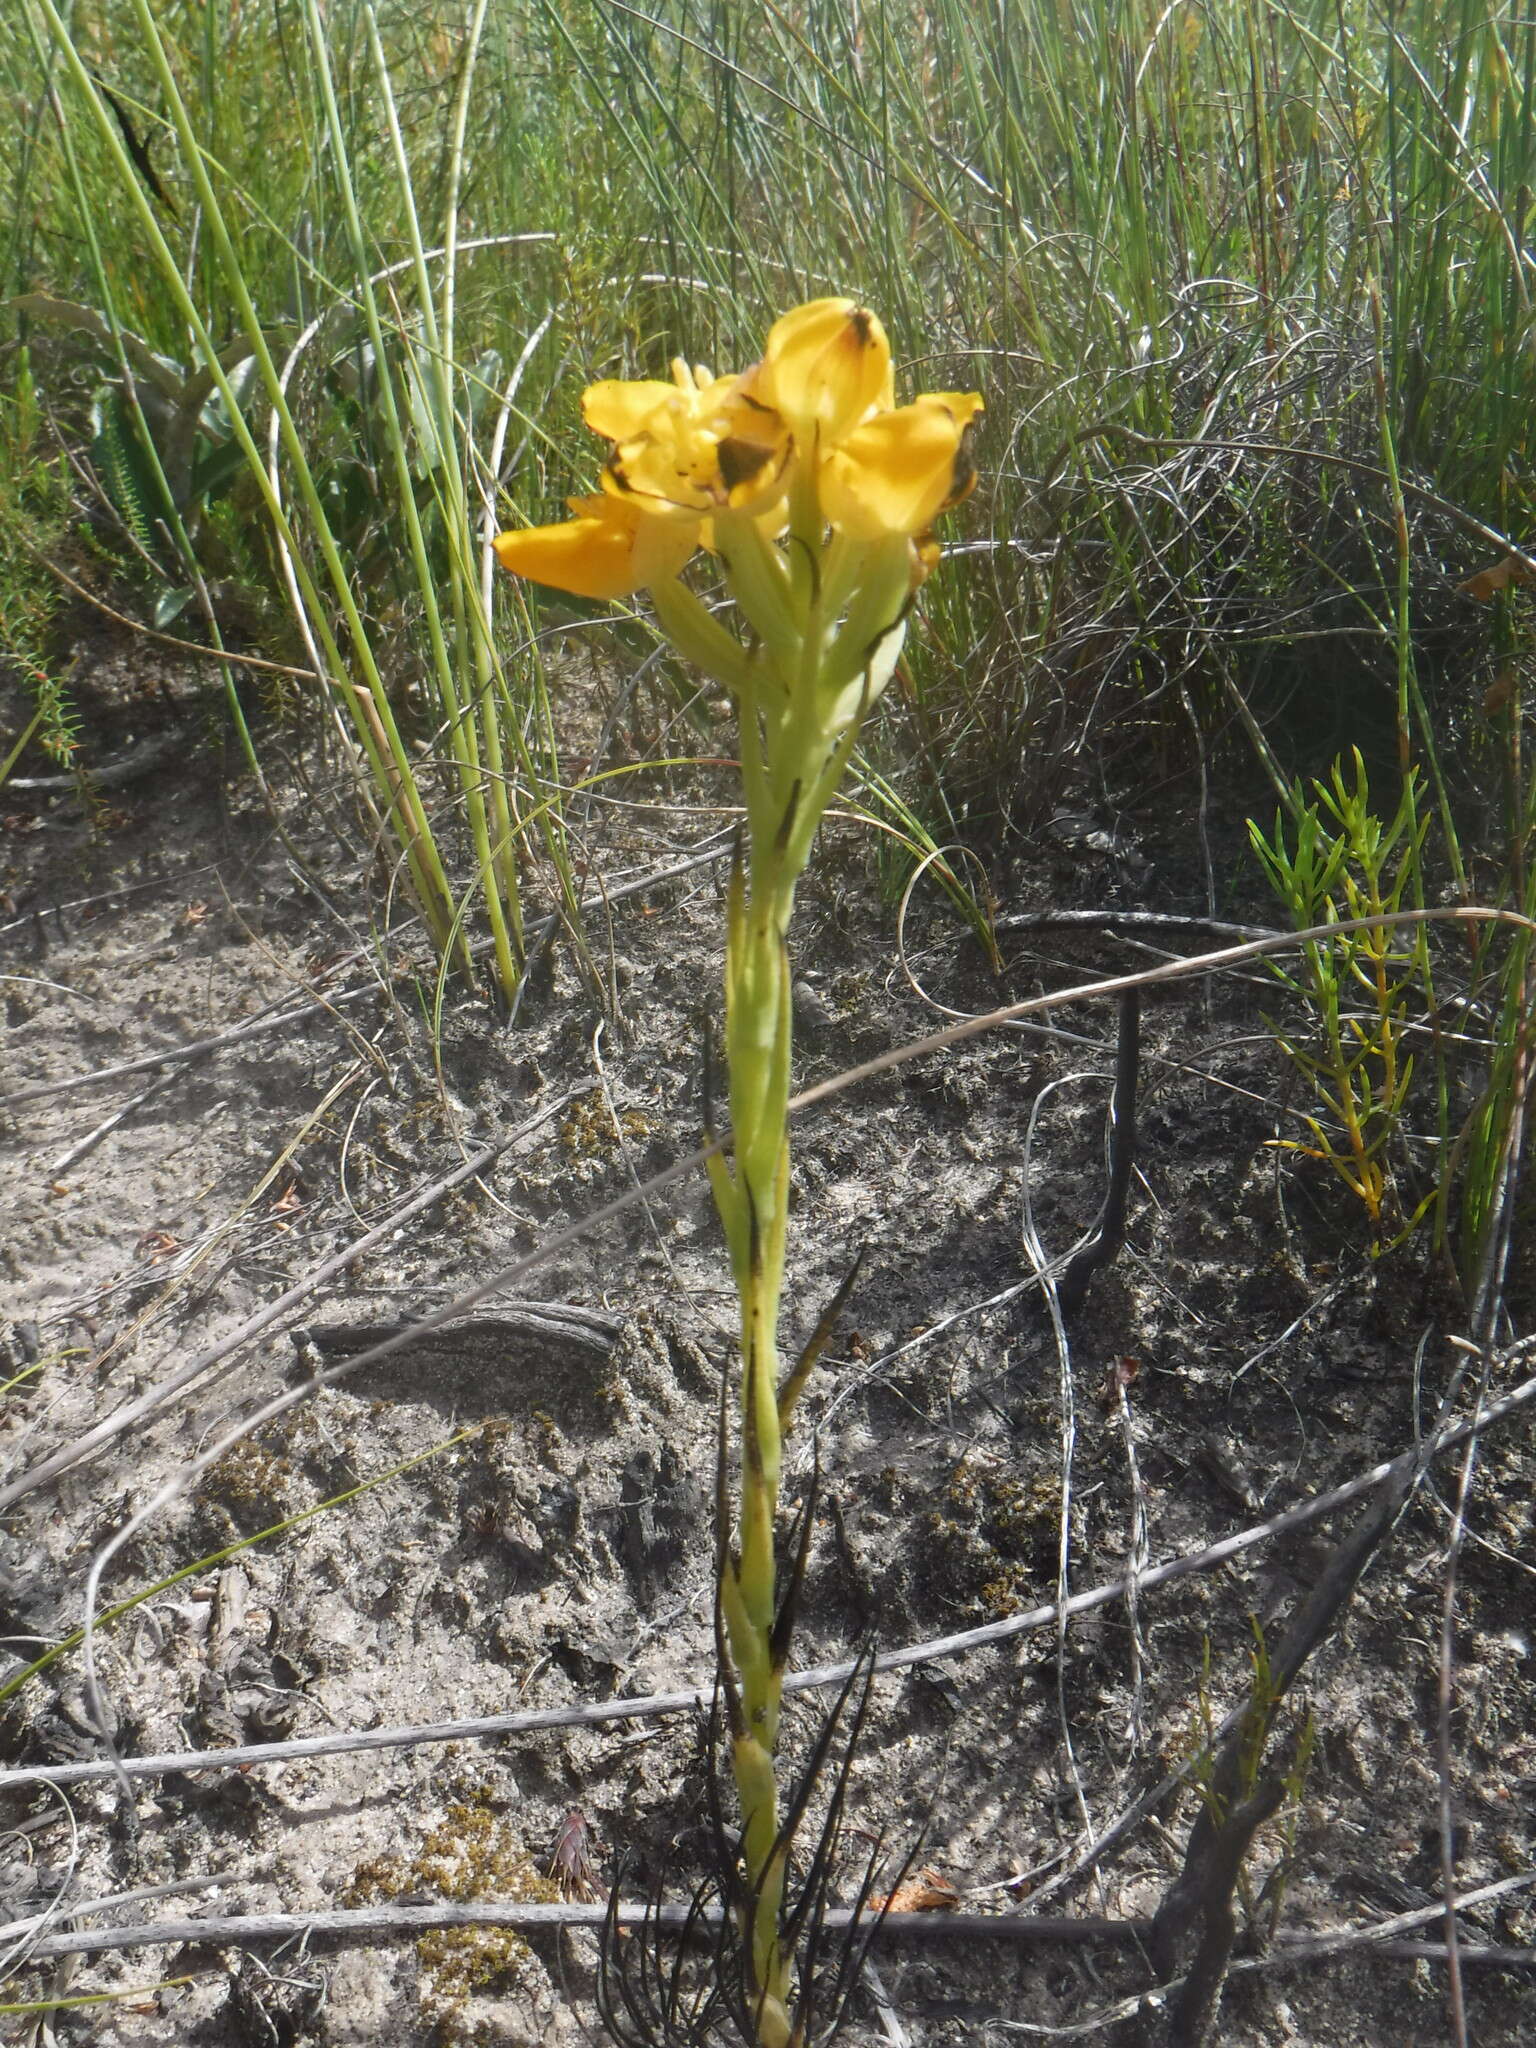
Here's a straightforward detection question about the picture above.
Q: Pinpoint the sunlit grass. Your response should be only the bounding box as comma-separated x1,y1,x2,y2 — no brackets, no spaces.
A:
8,1,1531,792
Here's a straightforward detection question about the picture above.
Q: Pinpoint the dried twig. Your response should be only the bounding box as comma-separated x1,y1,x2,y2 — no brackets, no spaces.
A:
995,909,1277,943
45,1068,184,1175
1146,1382,1467,2046
2,983,379,1108
11,1874,1532,1972
0,865,222,940
1055,988,1140,1314
5,1362,1532,1793
9,1901,1151,1965
1234,1868,1536,1968
18,540,319,678
1433,953,1535,2048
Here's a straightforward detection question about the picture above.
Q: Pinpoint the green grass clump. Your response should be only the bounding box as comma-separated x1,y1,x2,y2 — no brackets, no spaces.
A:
5,1,1532,833
0,349,76,779
1251,750,1435,1250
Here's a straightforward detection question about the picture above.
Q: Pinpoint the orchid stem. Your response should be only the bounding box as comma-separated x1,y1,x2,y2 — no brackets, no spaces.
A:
494,298,980,2046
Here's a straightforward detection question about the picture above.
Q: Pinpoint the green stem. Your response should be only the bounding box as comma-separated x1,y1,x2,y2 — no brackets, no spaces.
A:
716,876,792,2028
713,703,818,2038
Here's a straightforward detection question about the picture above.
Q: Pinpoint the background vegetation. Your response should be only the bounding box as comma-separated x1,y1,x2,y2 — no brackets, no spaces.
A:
6,0,1534,1289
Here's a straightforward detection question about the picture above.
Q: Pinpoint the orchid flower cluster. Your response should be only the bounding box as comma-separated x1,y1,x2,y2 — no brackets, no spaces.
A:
497,300,980,2047
495,297,979,732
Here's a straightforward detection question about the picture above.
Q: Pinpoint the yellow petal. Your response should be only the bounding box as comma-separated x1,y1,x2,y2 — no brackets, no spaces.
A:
668,358,731,401
909,536,943,590
602,429,714,518
581,379,684,442
819,392,983,539
583,363,739,443
493,493,699,600
754,297,894,444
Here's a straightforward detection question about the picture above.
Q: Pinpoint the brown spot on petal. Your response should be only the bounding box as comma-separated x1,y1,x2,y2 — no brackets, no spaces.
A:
717,436,773,493
943,420,980,511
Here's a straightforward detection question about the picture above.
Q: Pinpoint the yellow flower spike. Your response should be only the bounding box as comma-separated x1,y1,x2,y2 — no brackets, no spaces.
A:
492,492,698,601
819,391,984,540
754,297,894,444
495,305,983,2048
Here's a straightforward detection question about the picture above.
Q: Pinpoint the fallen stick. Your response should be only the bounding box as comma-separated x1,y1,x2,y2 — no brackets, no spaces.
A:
0,1901,1148,1963
9,1871,1531,1969
3,1364,1531,1792
3,983,378,1108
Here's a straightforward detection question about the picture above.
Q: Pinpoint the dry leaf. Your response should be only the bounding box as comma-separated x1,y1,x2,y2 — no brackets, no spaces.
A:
1096,1355,1141,1412
548,1806,601,1902
1459,554,1536,600
1484,669,1518,717
869,1868,960,1913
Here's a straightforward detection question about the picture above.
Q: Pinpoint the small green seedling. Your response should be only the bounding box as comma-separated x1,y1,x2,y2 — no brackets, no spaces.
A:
1250,749,1434,1250
1184,1622,1317,1951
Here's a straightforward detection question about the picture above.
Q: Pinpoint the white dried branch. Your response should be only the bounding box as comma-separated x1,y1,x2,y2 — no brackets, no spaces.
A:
4,1361,1532,1794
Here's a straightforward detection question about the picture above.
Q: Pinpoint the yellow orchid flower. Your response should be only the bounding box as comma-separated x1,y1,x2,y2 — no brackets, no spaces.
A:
494,357,797,602
495,308,980,616
594,358,790,522
493,296,982,2048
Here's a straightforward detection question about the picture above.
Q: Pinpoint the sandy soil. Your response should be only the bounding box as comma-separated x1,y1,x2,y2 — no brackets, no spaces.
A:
2,630,1534,2046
